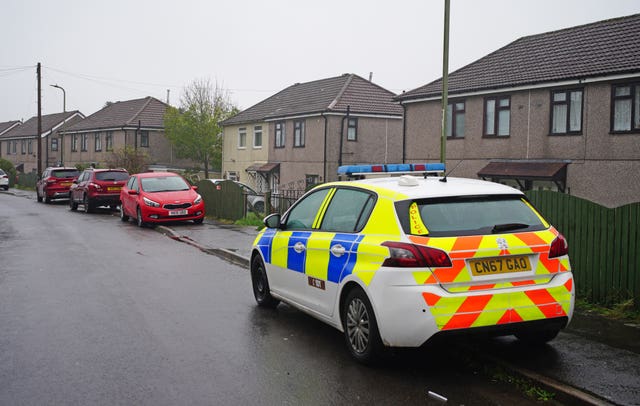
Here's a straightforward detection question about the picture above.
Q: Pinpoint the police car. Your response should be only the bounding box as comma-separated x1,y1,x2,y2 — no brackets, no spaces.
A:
250,164,574,363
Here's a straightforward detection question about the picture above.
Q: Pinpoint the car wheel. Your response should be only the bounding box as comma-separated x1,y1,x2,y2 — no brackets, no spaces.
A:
37,190,43,203
136,207,145,228
342,287,384,364
44,193,51,204
83,195,93,213
193,217,204,225
515,328,560,345
2,185,8,191
69,196,78,211
254,201,265,214
250,255,279,308
120,205,129,222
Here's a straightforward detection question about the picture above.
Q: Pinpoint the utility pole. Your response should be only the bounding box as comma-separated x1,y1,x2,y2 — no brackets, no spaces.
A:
440,0,450,164
37,63,42,175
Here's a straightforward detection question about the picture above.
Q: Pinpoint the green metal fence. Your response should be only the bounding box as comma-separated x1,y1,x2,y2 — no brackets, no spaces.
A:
525,190,640,307
197,179,245,221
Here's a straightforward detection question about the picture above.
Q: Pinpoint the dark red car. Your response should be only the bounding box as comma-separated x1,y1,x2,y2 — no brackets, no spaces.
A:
69,168,129,213
36,167,80,203
120,171,205,227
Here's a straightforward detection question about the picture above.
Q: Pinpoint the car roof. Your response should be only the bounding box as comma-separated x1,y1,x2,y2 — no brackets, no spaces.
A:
87,168,127,172
135,171,181,178
323,175,523,200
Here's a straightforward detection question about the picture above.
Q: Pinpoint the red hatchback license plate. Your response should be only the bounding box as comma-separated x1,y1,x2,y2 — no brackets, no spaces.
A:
169,209,188,216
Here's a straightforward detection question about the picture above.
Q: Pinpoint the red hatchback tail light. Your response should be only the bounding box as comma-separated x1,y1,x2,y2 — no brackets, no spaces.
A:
549,233,569,258
382,242,452,268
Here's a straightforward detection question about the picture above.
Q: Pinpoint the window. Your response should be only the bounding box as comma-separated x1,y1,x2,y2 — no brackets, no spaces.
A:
447,101,465,138
81,134,88,151
551,89,583,134
253,126,262,148
106,131,113,151
21,140,26,154
140,130,149,147
71,135,78,151
320,188,375,233
294,120,305,147
95,133,102,151
275,122,285,148
51,137,58,152
27,140,33,155
285,188,331,230
238,127,247,148
484,96,510,137
347,118,358,141
612,84,640,133
12,141,17,154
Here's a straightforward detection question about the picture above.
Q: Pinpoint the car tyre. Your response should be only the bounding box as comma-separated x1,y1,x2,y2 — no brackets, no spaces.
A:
342,287,385,365
515,328,560,345
136,207,145,228
251,255,279,308
44,192,51,204
2,185,8,191
37,190,43,202
69,196,78,211
120,205,129,222
253,201,265,214
83,195,93,213
193,217,204,225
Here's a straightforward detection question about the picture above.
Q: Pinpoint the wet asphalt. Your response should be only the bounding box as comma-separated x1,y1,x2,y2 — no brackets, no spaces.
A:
3,188,640,405
162,217,640,406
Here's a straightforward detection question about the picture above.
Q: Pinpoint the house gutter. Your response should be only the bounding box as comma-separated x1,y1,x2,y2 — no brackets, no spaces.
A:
401,102,407,163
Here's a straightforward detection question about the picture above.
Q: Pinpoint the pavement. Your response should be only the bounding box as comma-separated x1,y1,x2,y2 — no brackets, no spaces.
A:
3,187,640,405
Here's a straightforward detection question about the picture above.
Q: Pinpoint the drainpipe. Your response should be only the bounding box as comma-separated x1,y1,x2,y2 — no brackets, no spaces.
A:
401,102,407,163
338,105,350,168
322,113,328,182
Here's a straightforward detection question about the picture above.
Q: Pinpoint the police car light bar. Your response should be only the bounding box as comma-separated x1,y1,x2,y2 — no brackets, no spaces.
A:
337,163,446,177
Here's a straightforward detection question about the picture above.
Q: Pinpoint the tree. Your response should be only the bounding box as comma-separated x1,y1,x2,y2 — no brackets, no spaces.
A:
164,79,238,179
105,145,149,174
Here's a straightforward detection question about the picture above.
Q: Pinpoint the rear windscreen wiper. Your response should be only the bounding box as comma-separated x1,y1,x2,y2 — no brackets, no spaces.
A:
491,223,529,233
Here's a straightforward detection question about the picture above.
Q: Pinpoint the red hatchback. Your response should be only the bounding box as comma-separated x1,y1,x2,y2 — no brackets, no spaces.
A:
69,168,129,213
36,167,80,203
120,172,205,227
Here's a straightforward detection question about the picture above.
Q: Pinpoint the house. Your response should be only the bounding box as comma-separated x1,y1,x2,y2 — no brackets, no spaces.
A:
395,14,640,208
221,73,403,195
61,96,190,171
0,112,84,173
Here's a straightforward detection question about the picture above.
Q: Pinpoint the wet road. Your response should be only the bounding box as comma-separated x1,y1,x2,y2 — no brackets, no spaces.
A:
0,193,553,405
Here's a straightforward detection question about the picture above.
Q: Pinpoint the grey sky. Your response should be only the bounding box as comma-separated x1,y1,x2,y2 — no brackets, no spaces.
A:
1,0,639,123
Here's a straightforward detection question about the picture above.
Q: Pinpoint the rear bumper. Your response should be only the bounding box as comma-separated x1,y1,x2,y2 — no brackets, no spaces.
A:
366,269,574,347
89,193,121,206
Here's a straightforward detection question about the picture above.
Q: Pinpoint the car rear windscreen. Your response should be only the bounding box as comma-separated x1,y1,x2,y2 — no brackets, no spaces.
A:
52,170,79,178
397,195,547,237
96,171,128,181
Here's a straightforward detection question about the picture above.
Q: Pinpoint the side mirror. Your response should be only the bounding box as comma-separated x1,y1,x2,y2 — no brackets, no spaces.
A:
192,185,198,191
128,189,138,195
264,213,281,229
73,180,78,184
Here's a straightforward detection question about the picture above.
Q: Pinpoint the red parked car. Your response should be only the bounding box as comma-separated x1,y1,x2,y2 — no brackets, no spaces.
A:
69,168,129,213
36,167,80,203
120,172,205,227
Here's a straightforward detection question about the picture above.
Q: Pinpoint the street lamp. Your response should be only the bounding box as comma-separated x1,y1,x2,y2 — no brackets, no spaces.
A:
50,84,66,112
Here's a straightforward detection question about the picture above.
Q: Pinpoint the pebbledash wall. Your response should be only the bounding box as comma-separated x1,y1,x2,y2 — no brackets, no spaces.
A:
402,81,640,208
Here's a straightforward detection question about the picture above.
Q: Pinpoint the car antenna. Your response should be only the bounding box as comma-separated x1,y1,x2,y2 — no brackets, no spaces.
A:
439,160,464,183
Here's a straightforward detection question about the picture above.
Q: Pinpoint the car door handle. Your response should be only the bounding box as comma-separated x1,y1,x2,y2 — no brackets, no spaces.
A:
330,244,346,257
293,241,306,253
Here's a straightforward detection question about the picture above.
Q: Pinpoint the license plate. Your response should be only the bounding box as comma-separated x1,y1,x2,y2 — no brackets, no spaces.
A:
469,255,532,276
169,209,188,216
107,186,121,192
61,182,72,187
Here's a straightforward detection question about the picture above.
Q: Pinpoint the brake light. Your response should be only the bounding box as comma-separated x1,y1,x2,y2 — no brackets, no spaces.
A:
382,242,452,268
549,234,569,258
89,182,102,191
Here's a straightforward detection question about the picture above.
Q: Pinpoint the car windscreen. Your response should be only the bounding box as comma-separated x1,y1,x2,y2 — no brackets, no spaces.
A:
51,170,79,178
140,176,190,192
95,171,129,181
396,195,547,237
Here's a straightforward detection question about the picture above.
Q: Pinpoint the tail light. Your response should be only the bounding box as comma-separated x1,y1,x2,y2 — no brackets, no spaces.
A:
382,241,452,268
549,234,569,258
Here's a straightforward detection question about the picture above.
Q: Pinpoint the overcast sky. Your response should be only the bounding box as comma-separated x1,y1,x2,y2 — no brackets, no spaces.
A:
1,0,639,123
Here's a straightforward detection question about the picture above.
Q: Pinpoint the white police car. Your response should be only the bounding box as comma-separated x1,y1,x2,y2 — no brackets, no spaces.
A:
250,164,574,363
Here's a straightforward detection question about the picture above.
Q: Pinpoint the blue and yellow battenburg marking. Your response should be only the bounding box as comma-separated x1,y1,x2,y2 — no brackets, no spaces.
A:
256,229,366,284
